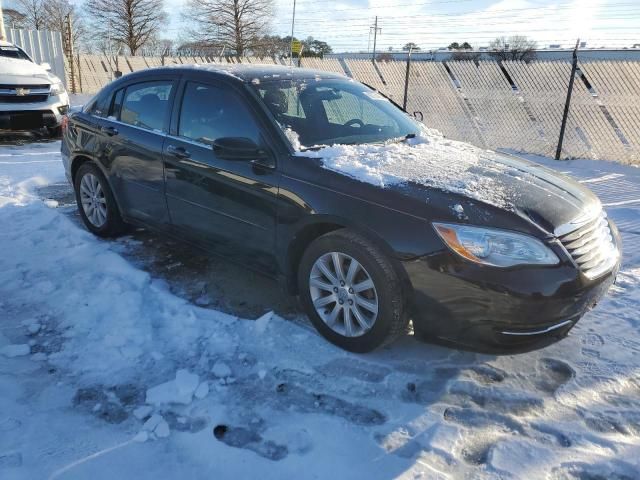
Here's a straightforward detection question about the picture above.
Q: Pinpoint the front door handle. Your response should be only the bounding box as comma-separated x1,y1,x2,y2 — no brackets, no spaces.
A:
251,158,275,171
100,126,118,136
167,145,191,159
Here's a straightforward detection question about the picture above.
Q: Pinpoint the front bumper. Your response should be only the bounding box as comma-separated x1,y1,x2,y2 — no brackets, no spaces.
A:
405,230,621,354
0,92,69,131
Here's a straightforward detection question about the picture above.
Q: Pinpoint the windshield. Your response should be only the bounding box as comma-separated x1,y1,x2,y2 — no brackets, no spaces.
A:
250,77,420,149
0,45,31,61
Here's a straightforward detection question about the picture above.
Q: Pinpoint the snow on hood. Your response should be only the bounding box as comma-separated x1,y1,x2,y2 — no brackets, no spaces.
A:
0,56,53,82
301,131,514,208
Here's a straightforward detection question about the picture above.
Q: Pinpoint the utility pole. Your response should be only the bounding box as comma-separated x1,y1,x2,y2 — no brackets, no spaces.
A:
370,16,380,62
65,14,76,94
0,0,7,41
289,0,297,66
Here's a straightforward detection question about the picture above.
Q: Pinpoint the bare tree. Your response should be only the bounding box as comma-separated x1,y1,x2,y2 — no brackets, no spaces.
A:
42,0,87,53
15,0,47,30
184,0,274,56
85,0,167,55
144,37,174,63
250,34,289,57
11,0,86,53
488,35,537,62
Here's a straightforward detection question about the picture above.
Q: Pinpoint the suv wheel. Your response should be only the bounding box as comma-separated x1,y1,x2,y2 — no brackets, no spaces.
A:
298,229,408,353
74,162,126,237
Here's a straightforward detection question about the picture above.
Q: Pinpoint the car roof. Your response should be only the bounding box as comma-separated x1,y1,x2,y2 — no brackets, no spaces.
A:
0,40,17,47
122,63,347,84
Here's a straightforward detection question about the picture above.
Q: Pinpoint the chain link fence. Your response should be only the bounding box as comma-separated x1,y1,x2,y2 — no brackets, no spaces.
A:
64,53,640,164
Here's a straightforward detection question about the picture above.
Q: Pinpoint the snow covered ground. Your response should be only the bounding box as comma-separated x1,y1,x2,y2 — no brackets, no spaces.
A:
0,136,639,479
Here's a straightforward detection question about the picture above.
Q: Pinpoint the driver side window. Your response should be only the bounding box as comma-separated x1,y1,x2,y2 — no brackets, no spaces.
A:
178,82,261,146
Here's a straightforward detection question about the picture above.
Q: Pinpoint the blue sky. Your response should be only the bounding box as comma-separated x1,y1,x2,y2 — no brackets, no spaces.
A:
130,0,640,52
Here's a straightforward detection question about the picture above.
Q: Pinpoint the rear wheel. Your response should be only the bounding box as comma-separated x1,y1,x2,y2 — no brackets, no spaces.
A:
298,229,408,353
74,162,126,237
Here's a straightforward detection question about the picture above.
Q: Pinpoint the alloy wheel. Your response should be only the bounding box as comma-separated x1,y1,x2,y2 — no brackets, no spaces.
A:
309,252,379,337
79,173,108,228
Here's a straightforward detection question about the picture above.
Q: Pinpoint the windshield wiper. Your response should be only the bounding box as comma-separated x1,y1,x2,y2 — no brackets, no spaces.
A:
297,133,417,152
387,133,417,144
299,144,329,152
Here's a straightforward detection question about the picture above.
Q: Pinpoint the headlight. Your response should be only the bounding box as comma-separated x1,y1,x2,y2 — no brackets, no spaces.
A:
433,223,560,267
50,82,66,96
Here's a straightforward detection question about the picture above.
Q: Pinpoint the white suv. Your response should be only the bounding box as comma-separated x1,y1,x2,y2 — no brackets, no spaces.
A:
0,40,70,137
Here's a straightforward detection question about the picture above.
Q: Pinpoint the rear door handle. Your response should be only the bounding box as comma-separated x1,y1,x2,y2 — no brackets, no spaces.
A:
100,126,118,136
167,145,191,159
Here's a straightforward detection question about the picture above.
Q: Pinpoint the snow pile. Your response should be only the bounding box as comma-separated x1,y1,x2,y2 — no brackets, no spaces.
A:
211,360,232,379
141,414,170,439
146,369,201,406
0,343,31,357
1,140,640,478
254,310,273,334
301,133,513,207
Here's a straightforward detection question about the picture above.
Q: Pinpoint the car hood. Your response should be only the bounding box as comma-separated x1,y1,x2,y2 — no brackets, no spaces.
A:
451,150,601,233
311,135,600,235
0,57,53,84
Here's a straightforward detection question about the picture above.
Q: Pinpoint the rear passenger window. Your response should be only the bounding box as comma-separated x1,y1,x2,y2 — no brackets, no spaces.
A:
178,82,260,146
120,81,173,132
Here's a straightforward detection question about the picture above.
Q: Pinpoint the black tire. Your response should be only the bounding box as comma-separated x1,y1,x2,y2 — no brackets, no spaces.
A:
298,229,408,353
74,162,127,237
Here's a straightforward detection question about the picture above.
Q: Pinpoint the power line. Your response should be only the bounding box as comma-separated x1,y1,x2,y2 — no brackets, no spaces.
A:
273,0,640,18
273,10,640,26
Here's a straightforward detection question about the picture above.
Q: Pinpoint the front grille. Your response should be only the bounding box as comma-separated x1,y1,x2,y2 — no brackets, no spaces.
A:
0,84,50,90
558,210,619,279
0,94,49,103
0,84,51,104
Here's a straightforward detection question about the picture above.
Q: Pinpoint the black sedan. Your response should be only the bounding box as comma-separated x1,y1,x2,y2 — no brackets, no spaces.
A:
61,64,621,354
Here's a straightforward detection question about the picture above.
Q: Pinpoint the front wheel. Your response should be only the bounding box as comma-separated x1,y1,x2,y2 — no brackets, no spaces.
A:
298,229,408,353
74,162,126,237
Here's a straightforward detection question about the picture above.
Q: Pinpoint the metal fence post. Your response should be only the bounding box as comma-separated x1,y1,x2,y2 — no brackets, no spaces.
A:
402,47,412,111
555,39,580,160
77,53,83,93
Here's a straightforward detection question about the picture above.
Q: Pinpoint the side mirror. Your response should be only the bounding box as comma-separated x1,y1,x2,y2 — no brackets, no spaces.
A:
213,137,268,161
40,62,52,71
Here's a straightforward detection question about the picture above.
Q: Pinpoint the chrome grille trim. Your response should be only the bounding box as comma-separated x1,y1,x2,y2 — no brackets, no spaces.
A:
558,210,619,279
500,320,573,336
0,84,51,104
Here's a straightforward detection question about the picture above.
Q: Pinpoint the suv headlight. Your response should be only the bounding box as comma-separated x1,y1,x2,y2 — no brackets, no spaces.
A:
433,223,560,267
50,82,66,96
